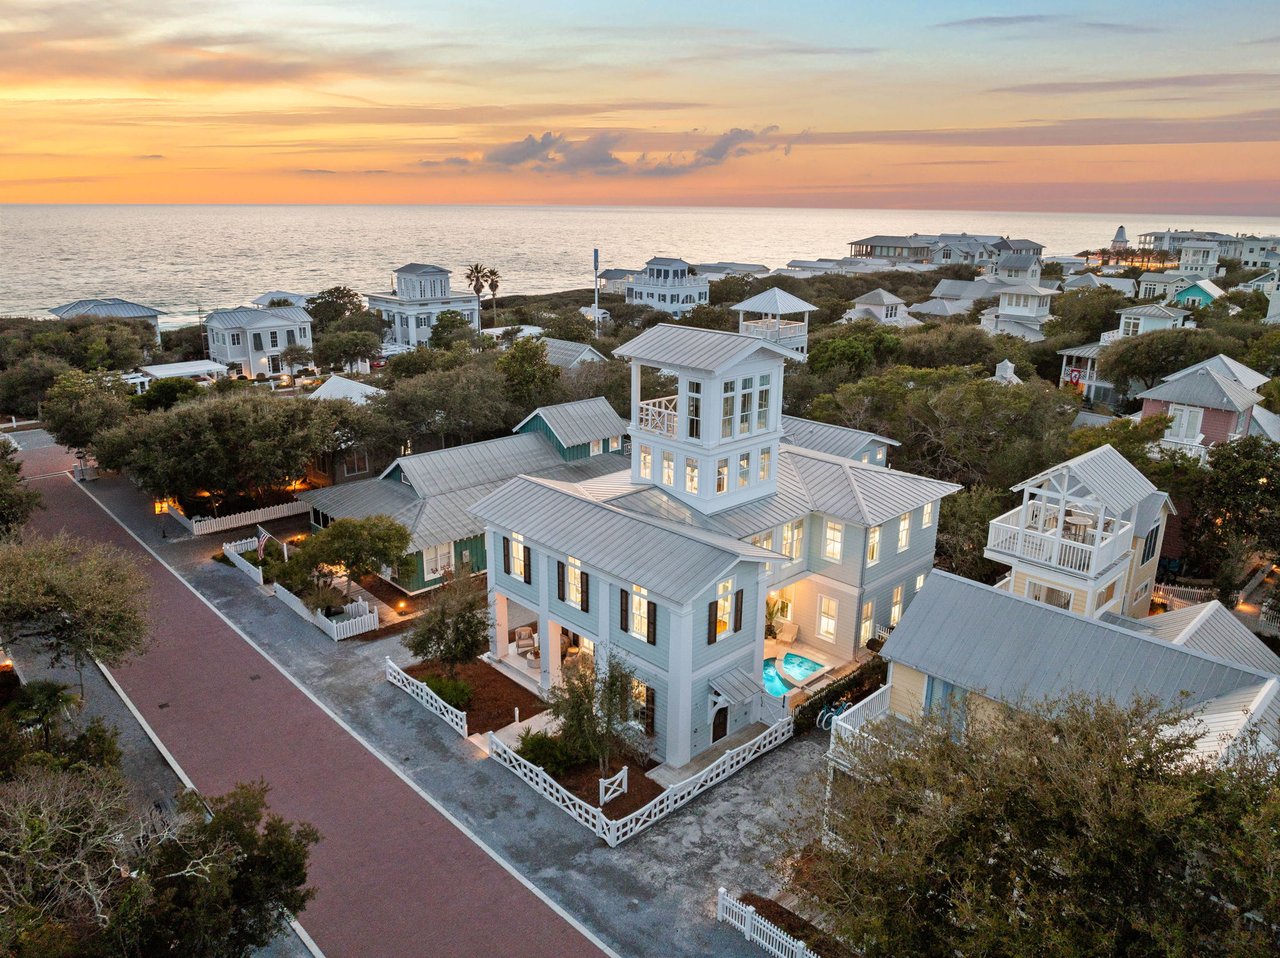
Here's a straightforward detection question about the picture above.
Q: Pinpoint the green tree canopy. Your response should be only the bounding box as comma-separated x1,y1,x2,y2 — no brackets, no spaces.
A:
428,309,474,349
402,566,489,675
791,695,1280,958
806,321,900,379
312,331,381,373
305,286,363,334
131,376,201,412
303,515,410,596
1098,328,1242,394
41,369,134,456
934,485,1007,583
497,337,560,412
545,654,649,775
1043,286,1131,343
0,355,74,418
0,442,42,537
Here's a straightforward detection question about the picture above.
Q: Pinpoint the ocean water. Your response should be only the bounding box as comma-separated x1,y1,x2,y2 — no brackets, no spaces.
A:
4,204,1280,328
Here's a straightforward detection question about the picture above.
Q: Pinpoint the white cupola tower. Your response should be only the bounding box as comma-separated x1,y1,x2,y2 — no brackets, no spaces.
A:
613,325,801,515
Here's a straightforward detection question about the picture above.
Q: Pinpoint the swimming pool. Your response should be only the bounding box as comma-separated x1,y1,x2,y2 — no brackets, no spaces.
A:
762,652,826,697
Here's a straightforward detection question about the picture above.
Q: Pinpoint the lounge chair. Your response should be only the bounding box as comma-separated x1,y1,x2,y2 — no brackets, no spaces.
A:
775,621,798,646
513,627,536,652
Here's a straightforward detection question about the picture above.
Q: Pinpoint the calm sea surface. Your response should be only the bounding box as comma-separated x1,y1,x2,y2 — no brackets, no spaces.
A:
4,205,1280,328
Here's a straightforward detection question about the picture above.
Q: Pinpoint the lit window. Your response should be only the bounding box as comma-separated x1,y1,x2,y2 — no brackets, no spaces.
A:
867,526,881,565
915,573,926,592
875,447,885,462
738,379,754,434
818,596,838,640
738,452,750,488
685,458,699,494
1026,580,1072,610
823,520,843,561
752,530,774,550
716,579,733,636
631,586,649,640
859,600,874,643
721,382,735,439
758,447,772,481
769,586,792,620
897,513,911,552
511,532,526,579
639,445,652,480
716,458,728,494
630,678,653,732
782,519,805,560
661,451,674,486
922,501,933,528
890,584,904,626
567,556,583,609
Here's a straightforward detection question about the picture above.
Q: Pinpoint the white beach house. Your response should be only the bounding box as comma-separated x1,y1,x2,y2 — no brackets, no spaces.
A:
472,325,959,769
624,257,710,317
366,263,482,348
206,305,314,377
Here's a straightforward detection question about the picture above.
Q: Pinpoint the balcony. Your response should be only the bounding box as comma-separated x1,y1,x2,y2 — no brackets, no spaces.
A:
1158,434,1210,464
740,318,807,350
986,503,1132,578
637,395,678,437
828,685,891,758
1100,328,1123,345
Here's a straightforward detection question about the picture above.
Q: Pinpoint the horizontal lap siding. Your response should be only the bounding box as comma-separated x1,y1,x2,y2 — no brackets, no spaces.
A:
454,534,486,574
490,530,539,607
888,663,927,720
608,588,670,670
692,567,760,673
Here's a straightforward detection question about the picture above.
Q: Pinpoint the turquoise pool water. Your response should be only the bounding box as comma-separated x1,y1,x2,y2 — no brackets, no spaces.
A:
762,652,825,697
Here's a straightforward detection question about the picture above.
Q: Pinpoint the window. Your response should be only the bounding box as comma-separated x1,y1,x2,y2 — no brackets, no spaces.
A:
782,519,804,560
286,329,296,346
721,383,735,439
867,526,881,565
1097,579,1117,608
230,332,242,347
639,445,652,480
566,556,584,610
684,457,699,494
1026,580,1072,610
890,584,904,626
661,451,674,486
630,678,655,735
752,530,774,551
758,447,772,481
823,520,843,561
738,377,754,434
715,579,733,637
875,447,885,463
1141,524,1160,564
342,450,369,476
269,330,279,349
915,573,926,592
921,501,933,528
817,596,838,641
715,458,728,494
1167,404,1203,442
859,600,874,643
687,382,701,439
756,375,770,430
1121,316,1141,337
885,304,898,319
252,332,263,352
510,532,527,580
629,586,651,642
770,587,792,620
738,452,750,489
590,439,602,456
897,513,911,552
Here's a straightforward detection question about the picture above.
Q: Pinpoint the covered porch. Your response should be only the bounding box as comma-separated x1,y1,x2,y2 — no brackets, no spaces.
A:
489,591,595,696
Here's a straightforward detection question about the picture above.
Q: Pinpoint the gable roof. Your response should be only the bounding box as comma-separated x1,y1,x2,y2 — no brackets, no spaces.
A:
1250,404,1280,443
204,305,312,330
514,397,627,449
1012,444,1157,513
1119,303,1191,321
1162,354,1269,391
49,298,164,319
998,283,1059,297
885,572,1279,759
470,476,776,604
909,297,969,317
997,253,1040,270
1175,279,1225,299
731,287,818,315
782,446,961,527
1102,601,1280,676
1138,368,1262,413
852,288,906,307
645,256,690,267
781,415,899,459
307,375,385,405
541,337,607,368
613,324,799,372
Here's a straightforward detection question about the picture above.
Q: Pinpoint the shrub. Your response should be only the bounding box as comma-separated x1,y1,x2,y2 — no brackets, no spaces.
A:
794,656,888,734
424,675,473,711
515,729,581,777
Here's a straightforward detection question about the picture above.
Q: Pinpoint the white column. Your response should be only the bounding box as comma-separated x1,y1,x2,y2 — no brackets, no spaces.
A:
664,606,694,767
492,591,509,658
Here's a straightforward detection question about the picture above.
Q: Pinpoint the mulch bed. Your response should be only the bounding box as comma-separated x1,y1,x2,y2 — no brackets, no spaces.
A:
358,574,434,615
558,755,665,819
739,893,856,958
405,660,546,735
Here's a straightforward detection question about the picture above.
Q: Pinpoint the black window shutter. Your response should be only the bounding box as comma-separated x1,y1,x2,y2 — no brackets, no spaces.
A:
556,561,566,601
581,572,590,613
522,546,532,585
707,600,718,645
733,589,744,633
619,589,629,632
502,537,510,575
645,687,656,735
646,601,657,645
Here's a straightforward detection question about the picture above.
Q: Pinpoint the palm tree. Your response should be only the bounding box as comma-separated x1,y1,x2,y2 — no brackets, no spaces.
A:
465,264,489,329
486,268,501,326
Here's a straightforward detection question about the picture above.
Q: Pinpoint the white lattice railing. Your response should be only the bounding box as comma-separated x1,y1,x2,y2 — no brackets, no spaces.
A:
187,500,310,537
636,395,678,437
716,888,824,958
599,766,628,806
488,714,795,847
221,538,263,585
386,658,468,738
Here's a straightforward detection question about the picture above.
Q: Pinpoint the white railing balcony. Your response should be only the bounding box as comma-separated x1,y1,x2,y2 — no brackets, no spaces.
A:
985,505,1133,578
1100,328,1124,344
829,685,891,758
636,395,678,437
740,318,807,348
1158,435,1210,464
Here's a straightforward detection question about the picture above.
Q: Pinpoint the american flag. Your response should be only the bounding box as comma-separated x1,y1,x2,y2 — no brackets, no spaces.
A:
256,530,269,560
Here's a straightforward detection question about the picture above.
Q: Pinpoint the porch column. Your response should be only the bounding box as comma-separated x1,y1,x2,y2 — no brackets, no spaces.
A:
492,591,509,658
665,607,694,768
542,621,563,690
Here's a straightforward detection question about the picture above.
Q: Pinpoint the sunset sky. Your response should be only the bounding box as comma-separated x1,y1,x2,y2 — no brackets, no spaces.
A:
2,0,1278,212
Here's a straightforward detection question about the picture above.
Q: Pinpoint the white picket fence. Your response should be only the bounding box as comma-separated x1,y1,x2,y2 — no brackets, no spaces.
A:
716,888,824,958
599,766,628,806
1153,583,1234,608
186,500,310,537
275,584,379,641
221,537,263,586
488,713,795,847
385,658,469,737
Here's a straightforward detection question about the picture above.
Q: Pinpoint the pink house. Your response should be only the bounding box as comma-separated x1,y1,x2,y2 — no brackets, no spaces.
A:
1136,355,1275,462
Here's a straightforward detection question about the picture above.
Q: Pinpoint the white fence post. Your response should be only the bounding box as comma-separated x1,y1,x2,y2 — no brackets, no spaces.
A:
743,904,756,941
